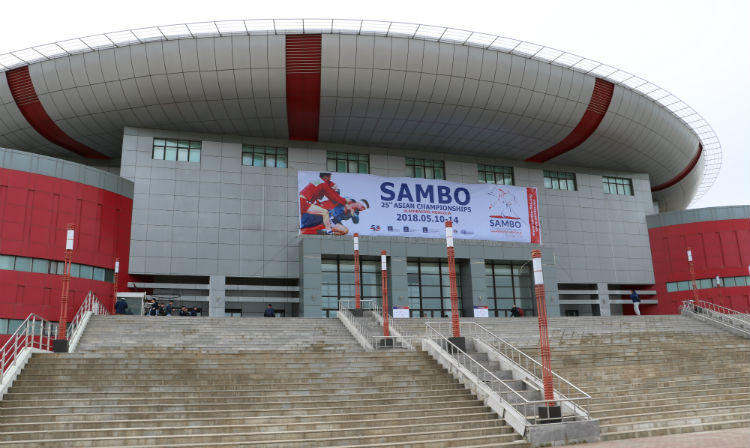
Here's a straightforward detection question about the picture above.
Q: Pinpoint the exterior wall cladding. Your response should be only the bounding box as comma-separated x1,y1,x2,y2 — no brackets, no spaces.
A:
645,206,750,315
122,127,656,317
0,148,134,341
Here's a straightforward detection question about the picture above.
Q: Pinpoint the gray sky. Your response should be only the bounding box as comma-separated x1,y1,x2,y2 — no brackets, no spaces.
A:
1,0,747,209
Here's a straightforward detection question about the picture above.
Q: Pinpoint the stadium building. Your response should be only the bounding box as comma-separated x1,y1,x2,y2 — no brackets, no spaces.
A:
0,19,736,326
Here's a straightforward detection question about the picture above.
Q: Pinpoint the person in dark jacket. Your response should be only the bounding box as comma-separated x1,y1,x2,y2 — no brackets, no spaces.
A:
149,300,159,316
190,306,199,316
165,300,174,316
114,297,128,315
630,290,641,315
264,304,275,317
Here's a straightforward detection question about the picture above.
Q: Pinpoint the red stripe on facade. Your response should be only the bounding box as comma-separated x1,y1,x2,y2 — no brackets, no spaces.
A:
5,66,108,159
651,144,703,192
286,35,321,141
526,78,615,163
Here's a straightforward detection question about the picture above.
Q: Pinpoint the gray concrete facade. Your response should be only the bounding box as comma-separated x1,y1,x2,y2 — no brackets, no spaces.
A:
121,126,656,317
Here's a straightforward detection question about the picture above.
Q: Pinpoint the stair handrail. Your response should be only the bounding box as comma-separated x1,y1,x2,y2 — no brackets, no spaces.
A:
0,314,56,384
680,299,750,337
461,321,592,418
337,300,373,348
67,291,110,351
424,322,532,432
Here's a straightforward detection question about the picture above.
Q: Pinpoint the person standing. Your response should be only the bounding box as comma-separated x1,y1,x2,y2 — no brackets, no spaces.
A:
264,304,275,317
630,290,641,315
114,297,128,315
165,300,174,316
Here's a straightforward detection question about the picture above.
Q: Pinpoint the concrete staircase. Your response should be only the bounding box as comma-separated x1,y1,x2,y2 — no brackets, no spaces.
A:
393,316,749,440
76,316,365,352
0,316,529,447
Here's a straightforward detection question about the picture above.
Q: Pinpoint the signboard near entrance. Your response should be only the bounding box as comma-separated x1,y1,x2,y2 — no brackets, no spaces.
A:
393,306,410,318
473,306,489,318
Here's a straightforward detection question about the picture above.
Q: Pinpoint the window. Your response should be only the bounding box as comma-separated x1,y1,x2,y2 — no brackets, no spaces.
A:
0,254,114,281
602,176,633,195
242,145,287,168
14,257,32,272
153,138,201,162
327,152,369,173
544,170,577,191
407,259,462,318
0,255,13,270
485,261,533,317
478,164,513,185
321,257,381,318
406,159,445,179
225,309,242,317
31,259,49,274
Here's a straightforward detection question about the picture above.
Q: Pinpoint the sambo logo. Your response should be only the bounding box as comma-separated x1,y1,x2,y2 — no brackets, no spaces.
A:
370,225,381,231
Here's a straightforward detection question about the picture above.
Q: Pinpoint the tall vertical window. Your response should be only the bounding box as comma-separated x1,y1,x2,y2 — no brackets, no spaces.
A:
242,145,287,167
478,164,514,185
485,261,533,317
407,260,462,318
602,176,633,195
152,138,201,162
321,257,381,318
326,152,369,173
544,170,577,191
406,159,445,179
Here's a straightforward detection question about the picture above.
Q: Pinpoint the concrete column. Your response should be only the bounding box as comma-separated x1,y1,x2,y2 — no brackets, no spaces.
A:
541,250,561,317
208,275,226,317
299,251,322,317
389,255,409,308
597,282,611,316
461,258,487,316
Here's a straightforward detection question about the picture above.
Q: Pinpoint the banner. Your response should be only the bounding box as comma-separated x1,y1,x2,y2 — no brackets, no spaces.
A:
298,171,541,243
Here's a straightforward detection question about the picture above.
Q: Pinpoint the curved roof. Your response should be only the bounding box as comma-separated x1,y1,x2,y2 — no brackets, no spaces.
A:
0,19,721,211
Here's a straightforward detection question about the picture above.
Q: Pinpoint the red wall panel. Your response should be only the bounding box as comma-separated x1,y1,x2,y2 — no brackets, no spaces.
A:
0,167,133,320
647,218,750,314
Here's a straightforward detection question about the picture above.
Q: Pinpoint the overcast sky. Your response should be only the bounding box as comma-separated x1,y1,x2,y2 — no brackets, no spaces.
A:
1,0,747,209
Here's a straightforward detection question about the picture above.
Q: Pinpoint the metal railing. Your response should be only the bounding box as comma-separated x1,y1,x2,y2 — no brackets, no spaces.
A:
425,322,589,425
0,291,110,386
68,292,110,348
680,299,750,337
339,300,417,350
459,321,590,418
0,314,57,385
0,18,720,202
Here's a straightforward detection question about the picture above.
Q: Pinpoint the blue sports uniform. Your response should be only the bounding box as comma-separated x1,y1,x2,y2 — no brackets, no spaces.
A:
300,204,351,229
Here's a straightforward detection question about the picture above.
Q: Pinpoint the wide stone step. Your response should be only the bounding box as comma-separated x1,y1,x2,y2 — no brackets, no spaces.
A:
0,407,496,432
2,384,469,402
0,401,488,424
0,413,505,442
0,393,482,416
600,410,750,439
0,420,513,447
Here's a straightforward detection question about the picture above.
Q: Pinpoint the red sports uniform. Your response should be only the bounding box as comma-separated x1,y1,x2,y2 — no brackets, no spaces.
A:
299,179,346,214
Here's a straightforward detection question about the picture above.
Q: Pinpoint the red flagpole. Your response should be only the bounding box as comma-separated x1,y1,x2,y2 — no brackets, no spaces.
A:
445,222,460,337
111,258,120,313
381,250,389,337
532,249,555,405
58,224,75,340
354,234,361,309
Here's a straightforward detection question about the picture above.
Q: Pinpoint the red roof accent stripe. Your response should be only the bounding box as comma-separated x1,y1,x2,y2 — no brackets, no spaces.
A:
5,66,108,159
526,78,615,163
651,143,703,192
286,34,321,141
